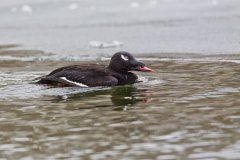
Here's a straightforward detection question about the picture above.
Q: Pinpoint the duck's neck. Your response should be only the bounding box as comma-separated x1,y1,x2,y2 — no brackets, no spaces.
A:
107,64,128,74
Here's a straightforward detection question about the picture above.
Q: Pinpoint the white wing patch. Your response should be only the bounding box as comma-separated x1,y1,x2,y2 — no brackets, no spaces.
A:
121,54,129,61
60,77,89,87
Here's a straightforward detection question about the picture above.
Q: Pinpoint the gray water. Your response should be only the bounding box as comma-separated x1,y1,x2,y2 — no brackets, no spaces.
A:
0,46,240,159
1,0,240,55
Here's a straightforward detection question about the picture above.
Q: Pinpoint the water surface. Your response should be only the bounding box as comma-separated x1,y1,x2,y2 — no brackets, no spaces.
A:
0,47,240,159
1,0,240,54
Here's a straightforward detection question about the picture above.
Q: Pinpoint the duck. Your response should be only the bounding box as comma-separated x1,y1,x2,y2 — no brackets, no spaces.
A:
36,51,154,87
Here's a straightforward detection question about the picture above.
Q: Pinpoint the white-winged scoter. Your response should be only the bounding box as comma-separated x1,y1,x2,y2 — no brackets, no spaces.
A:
36,51,154,87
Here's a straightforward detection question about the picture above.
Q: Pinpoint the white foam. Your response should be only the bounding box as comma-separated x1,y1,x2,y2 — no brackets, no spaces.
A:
68,3,78,10
21,5,33,13
89,40,123,48
130,2,140,8
211,0,219,5
146,1,158,7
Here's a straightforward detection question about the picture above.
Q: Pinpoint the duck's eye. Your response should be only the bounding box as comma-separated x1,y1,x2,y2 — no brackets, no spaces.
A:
121,54,129,61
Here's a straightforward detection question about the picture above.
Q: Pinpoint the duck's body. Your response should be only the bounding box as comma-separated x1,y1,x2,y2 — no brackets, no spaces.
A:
36,51,154,87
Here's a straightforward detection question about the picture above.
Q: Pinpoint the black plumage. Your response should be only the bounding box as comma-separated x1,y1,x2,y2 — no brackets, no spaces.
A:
36,51,154,87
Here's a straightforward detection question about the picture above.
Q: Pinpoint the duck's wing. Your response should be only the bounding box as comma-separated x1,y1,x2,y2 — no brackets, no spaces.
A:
37,65,118,87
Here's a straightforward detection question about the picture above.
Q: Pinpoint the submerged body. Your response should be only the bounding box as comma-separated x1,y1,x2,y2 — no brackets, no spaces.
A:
36,51,154,87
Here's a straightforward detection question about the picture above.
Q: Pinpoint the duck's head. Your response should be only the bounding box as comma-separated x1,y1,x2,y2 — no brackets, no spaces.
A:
108,51,155,73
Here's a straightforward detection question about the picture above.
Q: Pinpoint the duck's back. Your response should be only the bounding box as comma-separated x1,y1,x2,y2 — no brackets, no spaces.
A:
37,64,118,87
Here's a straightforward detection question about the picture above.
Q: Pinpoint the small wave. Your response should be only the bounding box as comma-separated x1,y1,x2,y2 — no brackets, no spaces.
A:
0,84,110,101
181,87,240,101
0,71,110,100
0,71,158,101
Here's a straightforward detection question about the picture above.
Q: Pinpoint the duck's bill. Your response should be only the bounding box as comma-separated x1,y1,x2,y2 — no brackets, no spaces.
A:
138,66,155,72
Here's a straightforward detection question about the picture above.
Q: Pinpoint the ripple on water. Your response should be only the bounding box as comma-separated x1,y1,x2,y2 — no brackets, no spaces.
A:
181,87,240,101
189,141,240,159
0,55,240,159
0,70,160,102
0,77,111,101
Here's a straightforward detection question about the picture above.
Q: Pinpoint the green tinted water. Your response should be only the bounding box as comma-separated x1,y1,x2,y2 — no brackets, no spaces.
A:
0,48,240,160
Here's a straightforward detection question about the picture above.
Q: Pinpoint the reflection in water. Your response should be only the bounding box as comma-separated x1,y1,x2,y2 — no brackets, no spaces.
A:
52,85,148,108
52,87,111,103
111,86,143,106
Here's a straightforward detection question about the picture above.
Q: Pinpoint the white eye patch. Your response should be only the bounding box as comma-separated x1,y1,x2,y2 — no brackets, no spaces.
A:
121,54,129,61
